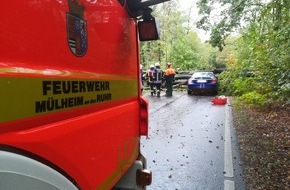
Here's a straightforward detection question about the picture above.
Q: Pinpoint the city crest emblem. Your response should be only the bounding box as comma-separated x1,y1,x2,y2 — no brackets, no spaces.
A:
66,0,87,57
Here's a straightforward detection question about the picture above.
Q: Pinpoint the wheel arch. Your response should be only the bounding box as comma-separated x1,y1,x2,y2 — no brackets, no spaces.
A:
0,146,80,190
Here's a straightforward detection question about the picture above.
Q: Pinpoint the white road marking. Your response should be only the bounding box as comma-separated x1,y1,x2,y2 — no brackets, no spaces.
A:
224,104,235,189
224,180,235,190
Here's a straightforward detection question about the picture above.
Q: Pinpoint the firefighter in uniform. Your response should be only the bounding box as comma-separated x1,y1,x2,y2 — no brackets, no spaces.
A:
153,62,163,97
148,64,156,96
164,62,175,97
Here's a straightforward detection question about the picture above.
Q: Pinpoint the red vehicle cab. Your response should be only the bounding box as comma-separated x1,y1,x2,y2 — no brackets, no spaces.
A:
0,0,168,189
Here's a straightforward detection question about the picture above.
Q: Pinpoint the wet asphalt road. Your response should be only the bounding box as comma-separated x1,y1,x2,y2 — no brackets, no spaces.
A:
141,91,245,190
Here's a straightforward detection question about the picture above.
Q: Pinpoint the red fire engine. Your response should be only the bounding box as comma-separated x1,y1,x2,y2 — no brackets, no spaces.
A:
0,0,168,189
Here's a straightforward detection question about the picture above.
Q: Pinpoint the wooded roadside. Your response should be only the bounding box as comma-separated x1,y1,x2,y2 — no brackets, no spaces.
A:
232,101,290,190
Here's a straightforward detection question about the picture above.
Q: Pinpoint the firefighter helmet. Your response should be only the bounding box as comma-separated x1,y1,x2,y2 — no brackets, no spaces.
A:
150,64,154,68
155,62,160,67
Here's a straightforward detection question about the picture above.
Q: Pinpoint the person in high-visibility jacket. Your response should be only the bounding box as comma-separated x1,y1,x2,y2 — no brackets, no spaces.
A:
148,64,156,96
153,62,163,97
164,62,175,97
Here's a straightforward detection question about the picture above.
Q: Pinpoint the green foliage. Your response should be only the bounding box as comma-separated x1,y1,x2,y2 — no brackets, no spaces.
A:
232,77,255,96
140,0,289,107
238,92,267,107
217,71,235,95
140,0,218,71
170,32,212,70
197,0,249,51
213,0,290,106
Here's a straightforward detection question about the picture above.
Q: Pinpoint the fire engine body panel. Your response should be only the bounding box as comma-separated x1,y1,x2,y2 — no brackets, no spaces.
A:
0,1,151,189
